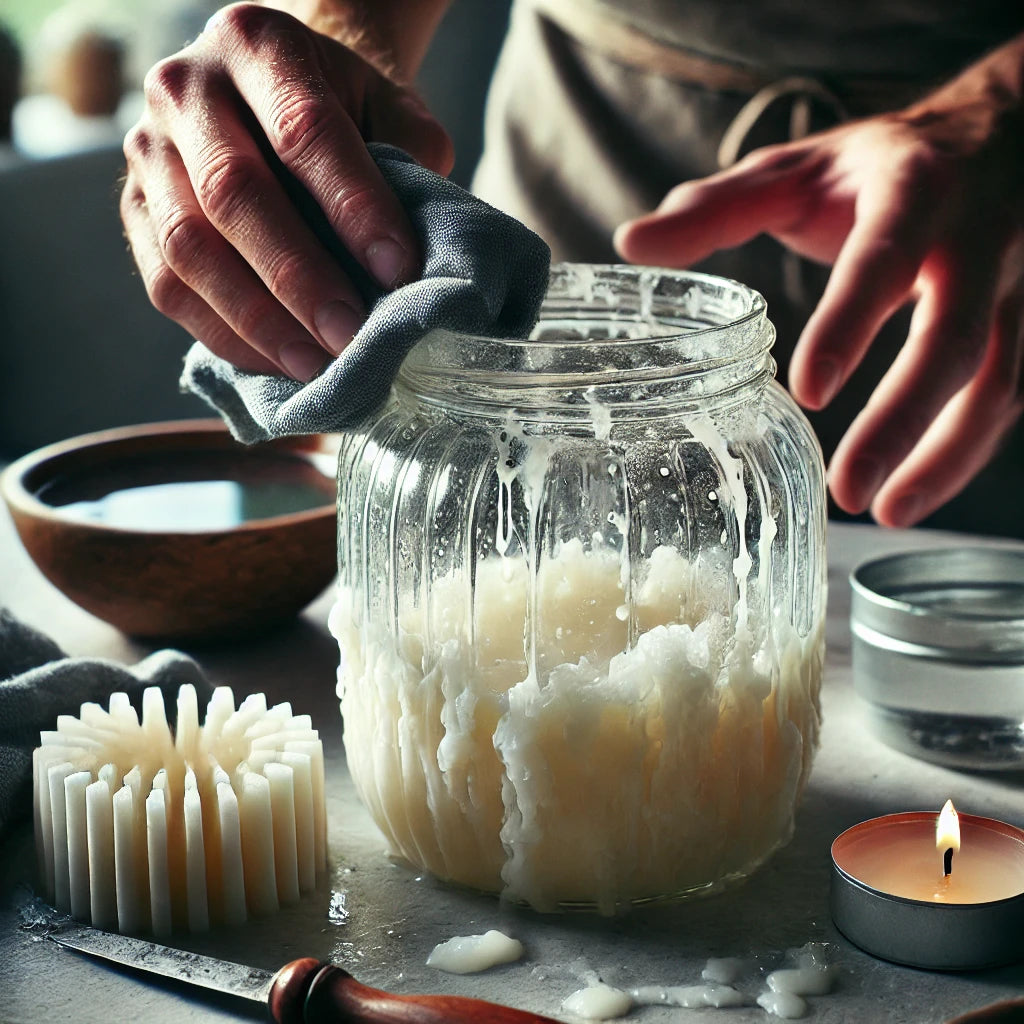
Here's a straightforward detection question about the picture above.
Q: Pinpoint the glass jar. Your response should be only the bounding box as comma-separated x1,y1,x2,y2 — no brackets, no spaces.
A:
330,264,827,914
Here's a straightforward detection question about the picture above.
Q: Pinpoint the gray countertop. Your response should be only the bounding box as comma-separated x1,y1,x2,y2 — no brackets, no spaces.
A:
2,507,1023,1024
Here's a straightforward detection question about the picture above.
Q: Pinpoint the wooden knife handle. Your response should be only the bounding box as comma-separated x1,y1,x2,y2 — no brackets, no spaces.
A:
269,958,562,1024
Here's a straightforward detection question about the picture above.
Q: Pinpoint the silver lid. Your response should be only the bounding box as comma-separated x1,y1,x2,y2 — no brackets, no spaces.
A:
850,547,1024,769
851,547,1024,663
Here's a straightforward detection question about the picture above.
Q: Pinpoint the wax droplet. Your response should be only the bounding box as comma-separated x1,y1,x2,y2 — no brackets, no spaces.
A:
757,990,808,1019
426,930,524,974
563,983,632,1020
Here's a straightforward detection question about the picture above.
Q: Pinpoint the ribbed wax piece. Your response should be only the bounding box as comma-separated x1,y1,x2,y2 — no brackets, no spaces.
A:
33,684,327,934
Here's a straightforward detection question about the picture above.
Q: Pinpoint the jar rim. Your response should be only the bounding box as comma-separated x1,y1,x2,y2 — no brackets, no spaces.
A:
398,264,772,385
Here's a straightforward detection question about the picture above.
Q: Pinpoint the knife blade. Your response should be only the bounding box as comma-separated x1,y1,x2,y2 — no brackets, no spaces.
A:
52,922,562,1023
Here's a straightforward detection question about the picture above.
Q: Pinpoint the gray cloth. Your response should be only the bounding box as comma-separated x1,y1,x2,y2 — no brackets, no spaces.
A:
182,143,551,443
0,608,213,834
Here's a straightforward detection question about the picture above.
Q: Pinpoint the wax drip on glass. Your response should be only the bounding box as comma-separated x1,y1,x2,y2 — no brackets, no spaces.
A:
33,684,326,936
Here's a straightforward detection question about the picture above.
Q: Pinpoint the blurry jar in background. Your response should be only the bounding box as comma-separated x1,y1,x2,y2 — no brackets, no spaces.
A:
331,264,828,913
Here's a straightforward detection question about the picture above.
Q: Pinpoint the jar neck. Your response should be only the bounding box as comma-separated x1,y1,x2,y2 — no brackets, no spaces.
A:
396,265,776,421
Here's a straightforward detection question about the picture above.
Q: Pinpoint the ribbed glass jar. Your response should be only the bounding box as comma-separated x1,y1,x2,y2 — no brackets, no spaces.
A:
330,265,827,913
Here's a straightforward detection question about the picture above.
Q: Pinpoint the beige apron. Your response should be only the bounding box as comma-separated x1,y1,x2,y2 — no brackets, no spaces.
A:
472,0,1024,536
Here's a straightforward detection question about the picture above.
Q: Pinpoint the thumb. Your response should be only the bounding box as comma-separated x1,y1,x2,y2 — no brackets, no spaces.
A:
369,82,455,176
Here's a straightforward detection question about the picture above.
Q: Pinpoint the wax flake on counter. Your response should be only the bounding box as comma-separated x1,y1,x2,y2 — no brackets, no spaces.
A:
632,984,748,1009
766,965,837,997
328,890,349,925
426,929,524,974
702,956,746,985
757,990,808,1019
32,684,326,935
562,983,633,1020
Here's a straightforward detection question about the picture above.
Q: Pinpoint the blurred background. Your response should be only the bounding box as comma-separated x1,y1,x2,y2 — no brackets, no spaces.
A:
1,1,1020,538
0,0,510,456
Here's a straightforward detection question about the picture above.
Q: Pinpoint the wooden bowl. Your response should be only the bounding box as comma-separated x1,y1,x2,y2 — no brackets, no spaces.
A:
1,420,338,641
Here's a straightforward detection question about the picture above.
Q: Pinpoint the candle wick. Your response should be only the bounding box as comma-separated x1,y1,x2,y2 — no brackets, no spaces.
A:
943,847,953,876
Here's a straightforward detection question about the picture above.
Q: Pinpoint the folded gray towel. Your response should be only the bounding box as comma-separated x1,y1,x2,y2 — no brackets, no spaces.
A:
182,143,551,443
0,608,213,834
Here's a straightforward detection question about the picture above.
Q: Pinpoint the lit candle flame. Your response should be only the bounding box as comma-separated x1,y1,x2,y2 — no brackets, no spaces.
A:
936,799,960,876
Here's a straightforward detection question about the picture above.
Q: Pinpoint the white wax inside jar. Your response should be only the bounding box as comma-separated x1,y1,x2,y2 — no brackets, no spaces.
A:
334,538,823,912
835,814,1024,903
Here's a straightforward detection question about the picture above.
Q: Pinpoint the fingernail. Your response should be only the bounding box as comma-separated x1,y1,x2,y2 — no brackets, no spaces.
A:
847,456,887,511
366,237,413,289
316,300,363,355
888,493,923,528
279,341,329,383
812,358,841,407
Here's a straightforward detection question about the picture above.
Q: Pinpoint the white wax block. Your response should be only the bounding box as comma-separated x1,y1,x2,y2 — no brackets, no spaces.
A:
250,727,318,751
64,770,92,921
33,750,58,901
175,684,200,756
217,781,246,927
243,705,293,739
98,763,118,788
280,751,315,892
239,771,278,916
183,780,209,932
264,762,299,905
113,785,141,934
80,703,118,734
142,687,168,729
224,695,269,740
245,751,276,772
147,788,172,937
108,691,133,719
284,740,326,874
142,687,173,761
202,687,236,745
55,716,106,744
86,779,117,931
47,762,75,911
38,731,73,747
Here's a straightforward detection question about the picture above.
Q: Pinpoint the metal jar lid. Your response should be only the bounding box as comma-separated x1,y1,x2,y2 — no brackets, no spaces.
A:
850,547,1024,769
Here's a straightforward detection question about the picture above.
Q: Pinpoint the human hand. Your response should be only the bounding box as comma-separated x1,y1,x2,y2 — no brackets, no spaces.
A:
614,47,1024,528
121,2,453,381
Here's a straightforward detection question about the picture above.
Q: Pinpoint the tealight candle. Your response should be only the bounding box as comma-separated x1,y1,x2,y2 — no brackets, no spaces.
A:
831,802,1024,970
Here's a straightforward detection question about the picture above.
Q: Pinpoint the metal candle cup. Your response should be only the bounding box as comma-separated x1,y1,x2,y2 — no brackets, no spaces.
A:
830,811,1024,970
